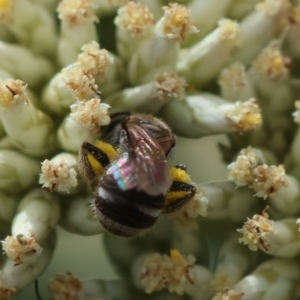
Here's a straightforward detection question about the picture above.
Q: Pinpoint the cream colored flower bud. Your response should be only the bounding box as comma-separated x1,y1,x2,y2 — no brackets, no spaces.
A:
227,0,261,20
48,272,83,300
39,152,79,194
238,209,300,257
57,0,99,67
177,19,240,88
105,71,185,114
139,249,212,298
2,189,60,265
77,42,113,77
0,231,56,296
156,3,198,43
228,146,290,199
0,0,58,57
127,3,197,85
0,41,54,87
215,258,300,300
0,79,58,156
185,0,232,46
161,95,262,138
213,233,257,292
268,174,300,216
115,2,155,62
229,0,291,65
0,150,40,194
200,181,258,222
219,62,255,102
57,98,110,152
62,63,99,101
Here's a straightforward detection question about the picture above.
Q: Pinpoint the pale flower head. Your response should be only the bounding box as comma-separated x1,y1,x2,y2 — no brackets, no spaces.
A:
69,98,110,134
39,158,78,193
115,2,155,36
62,63,99,101
219,63,248,91
77,42,114,78
0,79,28,108
57,0,98,25
140,249,196,295
225,99,262,133
1,235,42,265
153,72,186,100
252,45,291,80
156,3,198,43
237,207,274,251
48,272,83,300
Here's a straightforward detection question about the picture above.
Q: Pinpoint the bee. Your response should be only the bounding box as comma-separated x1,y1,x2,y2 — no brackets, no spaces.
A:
79,112,196,237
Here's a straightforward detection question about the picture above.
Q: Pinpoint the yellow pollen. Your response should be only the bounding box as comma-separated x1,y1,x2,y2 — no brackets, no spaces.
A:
245,113,262,126
172,11,185,26
131,12,140,21
0,0,10,9
272,57,283,69
295,5,300,24
67,0,81,9
0,90,13,107
170,249,185,264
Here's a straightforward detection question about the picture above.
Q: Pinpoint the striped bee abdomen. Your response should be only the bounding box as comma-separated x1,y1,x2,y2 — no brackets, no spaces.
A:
94,174,165,237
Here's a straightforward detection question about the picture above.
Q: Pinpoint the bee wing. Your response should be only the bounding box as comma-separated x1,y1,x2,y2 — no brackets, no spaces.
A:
108,120,172,196
129,137,172,196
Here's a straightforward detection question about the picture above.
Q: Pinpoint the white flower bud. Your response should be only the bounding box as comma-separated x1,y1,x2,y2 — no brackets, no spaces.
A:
39,152,79,194
219,62,255,102
0,0,58,57
227,0,261,20
0,231,56,296
105,72,185,114
0,41,54,87
57,0,99,67
214,258,300,300
185,0,232,46
57,98,110,152
0,79,58,156
127,3,197,85
139,249,212,298
238,209,300,257
0,150,40,194
161,95,262,138
115,2,155,62
177,19,240,88
200,181,258,222
229,0,290,65
2,189,60,265
213,233,258,292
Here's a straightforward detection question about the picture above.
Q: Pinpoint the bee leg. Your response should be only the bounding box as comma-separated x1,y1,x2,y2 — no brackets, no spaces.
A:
162,165,197,214
174,164,187,171
103,111,131,144
78,140,118,190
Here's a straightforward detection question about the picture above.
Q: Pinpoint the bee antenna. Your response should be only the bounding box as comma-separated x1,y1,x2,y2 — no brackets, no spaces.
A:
35,279,43,300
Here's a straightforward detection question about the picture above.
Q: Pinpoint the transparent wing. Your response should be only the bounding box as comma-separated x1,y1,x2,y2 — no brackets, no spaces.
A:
129,135,171,196
108,120,172,196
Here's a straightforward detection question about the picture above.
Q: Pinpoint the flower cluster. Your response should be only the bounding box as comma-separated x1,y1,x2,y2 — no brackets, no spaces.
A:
0,0,300,299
